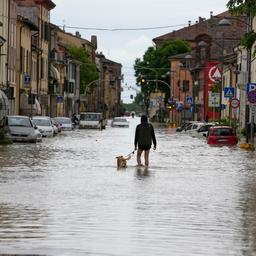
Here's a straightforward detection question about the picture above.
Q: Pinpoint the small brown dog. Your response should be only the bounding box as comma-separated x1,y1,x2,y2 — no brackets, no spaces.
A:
116,154,131,169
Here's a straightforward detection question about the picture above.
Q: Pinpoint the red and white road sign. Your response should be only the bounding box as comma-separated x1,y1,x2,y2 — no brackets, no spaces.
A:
208,65,222,83
230,98,240,108
247,89,256,104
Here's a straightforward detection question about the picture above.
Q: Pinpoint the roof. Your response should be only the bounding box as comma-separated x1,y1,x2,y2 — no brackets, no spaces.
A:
152,11,235,45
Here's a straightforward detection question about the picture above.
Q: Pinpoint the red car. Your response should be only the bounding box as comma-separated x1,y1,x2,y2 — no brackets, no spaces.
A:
207,126,238,145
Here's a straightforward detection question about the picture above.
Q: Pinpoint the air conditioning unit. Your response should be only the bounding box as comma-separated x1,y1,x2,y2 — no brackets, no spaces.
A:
237,71,248,89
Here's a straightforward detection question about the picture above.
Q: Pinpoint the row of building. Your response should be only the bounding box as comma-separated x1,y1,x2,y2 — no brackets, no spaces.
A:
0,0,123,125
149,10,256,133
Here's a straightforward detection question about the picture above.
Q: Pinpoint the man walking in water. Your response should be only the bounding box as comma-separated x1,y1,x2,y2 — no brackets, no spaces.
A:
134,115,157,167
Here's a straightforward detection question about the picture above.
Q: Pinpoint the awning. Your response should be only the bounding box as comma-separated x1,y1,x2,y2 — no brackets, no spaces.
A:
50,64,60,83
20,93,41,115
0,90,9,125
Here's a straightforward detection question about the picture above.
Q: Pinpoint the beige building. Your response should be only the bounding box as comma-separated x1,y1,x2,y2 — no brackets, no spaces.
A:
0,0,9,122
49,26,96,117
16,15,40,116
96,53,122,119
17,0,55,116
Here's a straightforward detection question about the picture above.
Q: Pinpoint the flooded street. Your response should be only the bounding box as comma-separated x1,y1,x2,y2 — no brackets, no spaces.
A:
1,117,256,255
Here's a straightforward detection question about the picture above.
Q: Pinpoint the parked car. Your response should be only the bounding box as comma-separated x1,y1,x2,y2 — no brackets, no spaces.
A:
32,116,54,137
206,126,238,145
176,121,195,132
79,112,106,129
54,117,73,131
51,118,62,133
185,122,205,135
4,115,42,143
111,117,129,127
191,123,216,138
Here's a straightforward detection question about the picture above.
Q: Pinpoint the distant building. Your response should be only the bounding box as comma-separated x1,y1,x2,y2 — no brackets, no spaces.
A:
153,11,247,123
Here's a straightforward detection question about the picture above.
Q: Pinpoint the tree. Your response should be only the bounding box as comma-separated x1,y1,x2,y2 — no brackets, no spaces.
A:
227,0,256,54
227,0,256,16
134,39,190,101
67,46,99,93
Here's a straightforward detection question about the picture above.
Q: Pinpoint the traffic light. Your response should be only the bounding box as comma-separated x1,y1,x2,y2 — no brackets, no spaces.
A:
138,76,147,86
168,101,176,110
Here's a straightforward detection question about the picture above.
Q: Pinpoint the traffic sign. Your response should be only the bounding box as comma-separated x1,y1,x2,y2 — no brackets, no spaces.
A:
246,83,256,93
24,74,31,84
230,98,240,108
208,92,220,107
247,90,256,104
186,96,193,104
224,87,235,98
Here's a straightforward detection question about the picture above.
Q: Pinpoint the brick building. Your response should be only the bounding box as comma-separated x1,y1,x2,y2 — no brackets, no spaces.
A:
153,11,247,123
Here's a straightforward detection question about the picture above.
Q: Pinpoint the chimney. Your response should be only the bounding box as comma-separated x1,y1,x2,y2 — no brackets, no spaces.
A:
75,31,81,38
91,35,97,49
210,11,213,18
199,16,205,23
188,20,191,27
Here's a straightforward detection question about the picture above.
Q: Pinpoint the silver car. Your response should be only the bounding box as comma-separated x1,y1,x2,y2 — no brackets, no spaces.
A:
32,116,54,137
5,115,42,143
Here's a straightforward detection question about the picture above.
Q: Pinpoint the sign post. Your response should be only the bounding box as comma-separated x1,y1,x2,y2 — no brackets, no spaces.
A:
246,84,256,146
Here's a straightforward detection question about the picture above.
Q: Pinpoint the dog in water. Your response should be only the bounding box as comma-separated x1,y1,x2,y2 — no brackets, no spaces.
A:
116,154,132,169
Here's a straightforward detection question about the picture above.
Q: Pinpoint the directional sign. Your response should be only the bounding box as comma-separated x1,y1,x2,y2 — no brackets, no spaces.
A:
186,96,193,104
224,87,235,98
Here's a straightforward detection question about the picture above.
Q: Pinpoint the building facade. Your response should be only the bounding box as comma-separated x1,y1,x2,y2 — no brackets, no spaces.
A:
153,11,247,123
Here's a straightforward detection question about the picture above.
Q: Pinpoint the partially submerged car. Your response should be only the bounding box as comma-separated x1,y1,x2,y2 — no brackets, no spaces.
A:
79,112,106,129
32,116,54,137
206,126,238,145
111,117,129,127
4,115,42,143
54,117,73,131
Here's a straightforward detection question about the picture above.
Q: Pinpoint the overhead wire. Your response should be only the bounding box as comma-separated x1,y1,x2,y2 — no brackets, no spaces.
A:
61,23,189,31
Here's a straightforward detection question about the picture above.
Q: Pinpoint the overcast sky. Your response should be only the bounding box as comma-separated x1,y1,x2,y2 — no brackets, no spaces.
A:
51,0,229,103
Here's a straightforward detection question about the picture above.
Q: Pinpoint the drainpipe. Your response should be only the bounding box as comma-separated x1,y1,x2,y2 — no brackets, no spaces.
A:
6,0,10,113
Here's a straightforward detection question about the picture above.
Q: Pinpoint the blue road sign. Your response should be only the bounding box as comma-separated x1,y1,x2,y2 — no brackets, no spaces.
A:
220,104,226,110
246,83,256,93
24,75,31,84
186,96,193,104
224,87,235,98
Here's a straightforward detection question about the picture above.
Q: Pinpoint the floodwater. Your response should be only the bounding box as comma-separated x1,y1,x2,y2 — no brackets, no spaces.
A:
0,117,256,256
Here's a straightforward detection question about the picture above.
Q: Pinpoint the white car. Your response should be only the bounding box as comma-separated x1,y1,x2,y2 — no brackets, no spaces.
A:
4,115,42,143
32,116,54,137
194,123,217,138
185,122,206,136
54,117,74,131
111,117,129,127
79,112,105,129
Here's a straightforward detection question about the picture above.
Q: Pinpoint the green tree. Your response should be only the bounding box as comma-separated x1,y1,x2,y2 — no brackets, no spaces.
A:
227,0,256,54
134,39,190,100
67,46,99,93
227,0,256,16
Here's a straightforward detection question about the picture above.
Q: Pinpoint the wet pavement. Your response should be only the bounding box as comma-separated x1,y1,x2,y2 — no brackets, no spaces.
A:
1,117,256,255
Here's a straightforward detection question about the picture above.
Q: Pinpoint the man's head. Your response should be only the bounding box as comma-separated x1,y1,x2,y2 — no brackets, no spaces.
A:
141,115,148,124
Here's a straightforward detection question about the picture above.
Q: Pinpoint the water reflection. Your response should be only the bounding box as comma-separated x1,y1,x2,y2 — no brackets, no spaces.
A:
0,203,47,240
135,166,150,178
